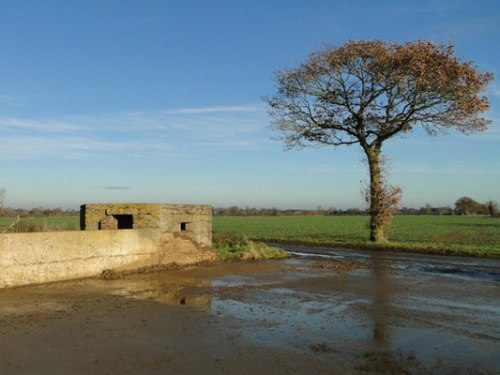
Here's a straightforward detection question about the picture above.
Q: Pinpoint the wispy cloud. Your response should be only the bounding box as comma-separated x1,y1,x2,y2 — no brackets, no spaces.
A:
0,118,86,132
163,105,263,115
0,134,178,159
0,94,23,108
94,186,132,190
286,163,365,175
393,162,500,176
0,104,271,159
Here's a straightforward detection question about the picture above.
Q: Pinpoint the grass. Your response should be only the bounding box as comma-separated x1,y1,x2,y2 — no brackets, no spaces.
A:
212,232,290,260
0,216,80,233
213,215,500,258
2,214,498,258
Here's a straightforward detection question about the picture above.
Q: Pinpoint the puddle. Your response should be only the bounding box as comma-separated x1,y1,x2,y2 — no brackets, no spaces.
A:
407,264,500,281
1,252,499,373
283,244,500,282
109,278,213,311
402,295,500,316
212,287,370,349
211,274,279,288
93,256,500,372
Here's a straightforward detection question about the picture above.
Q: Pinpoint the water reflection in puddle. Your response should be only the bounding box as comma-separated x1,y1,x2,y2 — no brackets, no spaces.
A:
104,255,500,373
109,278,213,311
103,259,382,355
212,287,370,350
1,251,498,374
408,264,500,281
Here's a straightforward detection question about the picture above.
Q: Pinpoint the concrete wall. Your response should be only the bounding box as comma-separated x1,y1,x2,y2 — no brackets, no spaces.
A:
0,229,215,289
80,203,212,247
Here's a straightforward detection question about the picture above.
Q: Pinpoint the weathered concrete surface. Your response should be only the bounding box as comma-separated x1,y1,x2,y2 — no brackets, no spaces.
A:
0,229,215,288
80,203,212,247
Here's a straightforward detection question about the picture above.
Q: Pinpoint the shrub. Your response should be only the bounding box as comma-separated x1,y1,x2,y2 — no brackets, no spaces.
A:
212,232,290,260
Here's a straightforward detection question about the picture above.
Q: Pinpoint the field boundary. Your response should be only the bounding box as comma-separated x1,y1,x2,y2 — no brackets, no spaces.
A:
261,239,500,259
213,215,500,259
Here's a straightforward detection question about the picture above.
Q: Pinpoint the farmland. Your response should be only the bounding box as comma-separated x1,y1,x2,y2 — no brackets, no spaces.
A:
2,214,499,257
213,215,500,257
0,216,79,233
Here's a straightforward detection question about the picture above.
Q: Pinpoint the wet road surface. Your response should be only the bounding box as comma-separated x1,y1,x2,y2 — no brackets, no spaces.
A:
0,247,499,374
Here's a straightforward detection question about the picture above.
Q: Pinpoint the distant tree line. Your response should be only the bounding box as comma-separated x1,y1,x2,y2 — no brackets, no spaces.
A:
0,207,78,218
213,206,367,217
0,198,497,218
214,197,498,217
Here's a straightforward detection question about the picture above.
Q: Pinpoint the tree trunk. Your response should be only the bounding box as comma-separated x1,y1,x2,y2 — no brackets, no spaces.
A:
366,148,385,242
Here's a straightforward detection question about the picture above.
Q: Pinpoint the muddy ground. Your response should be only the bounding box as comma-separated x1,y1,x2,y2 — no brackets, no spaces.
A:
1,246,499,374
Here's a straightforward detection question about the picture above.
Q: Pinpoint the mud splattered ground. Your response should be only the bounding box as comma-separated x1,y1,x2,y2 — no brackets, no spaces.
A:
0,247,499,374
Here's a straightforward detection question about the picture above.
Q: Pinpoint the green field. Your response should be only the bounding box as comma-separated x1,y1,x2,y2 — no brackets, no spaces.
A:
213,215,500,257
2,214,499,257
0,216,79,232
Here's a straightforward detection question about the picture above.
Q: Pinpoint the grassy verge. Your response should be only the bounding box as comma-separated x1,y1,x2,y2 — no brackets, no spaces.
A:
212,233,290,260
0,216,80,233
213,215,500,258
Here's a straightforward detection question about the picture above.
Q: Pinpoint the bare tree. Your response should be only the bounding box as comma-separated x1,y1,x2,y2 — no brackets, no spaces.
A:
485,199,498,217
267,40,493,242
0,188,6,216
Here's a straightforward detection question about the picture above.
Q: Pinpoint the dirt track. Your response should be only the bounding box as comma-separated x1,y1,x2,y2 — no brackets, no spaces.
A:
1,248,499,374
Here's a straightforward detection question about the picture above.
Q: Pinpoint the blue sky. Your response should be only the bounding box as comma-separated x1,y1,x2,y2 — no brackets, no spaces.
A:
1,0,499,210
